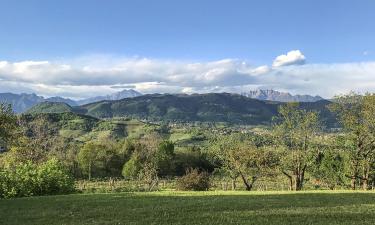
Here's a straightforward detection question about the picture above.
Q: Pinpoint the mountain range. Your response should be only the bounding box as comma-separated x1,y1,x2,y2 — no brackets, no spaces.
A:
0,89,142,113
26,93,336,127
241,89,323,102
0,89,324,113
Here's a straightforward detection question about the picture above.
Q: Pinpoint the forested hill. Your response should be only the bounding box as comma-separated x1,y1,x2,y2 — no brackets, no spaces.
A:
26,93,335,126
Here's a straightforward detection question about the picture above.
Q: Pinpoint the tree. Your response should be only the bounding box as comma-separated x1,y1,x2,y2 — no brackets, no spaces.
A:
211,133,279,191
156,140,175,177
120,134,163,190
329,93,375,190
274,102,321,191
0,103,18,150
122,155,142,179
311,138,348,190
78,142,103,180
8,115,60,164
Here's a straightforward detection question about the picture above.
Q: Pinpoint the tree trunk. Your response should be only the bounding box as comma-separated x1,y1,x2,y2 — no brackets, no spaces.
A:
295,165,306,191
282,171,293,191
231,178,236,190
240,173,257,191
362,164,369,190
351,177,356,190
88,163,92,181
350,174,357,190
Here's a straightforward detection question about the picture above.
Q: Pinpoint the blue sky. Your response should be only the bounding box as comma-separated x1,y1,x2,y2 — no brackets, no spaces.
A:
0,0,375,98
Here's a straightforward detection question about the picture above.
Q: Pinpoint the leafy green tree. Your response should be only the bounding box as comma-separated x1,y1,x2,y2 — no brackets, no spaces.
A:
156,140,175,177
329,93,375,190
174,146,214,176
7,115,60,164
78,142,103,180
274,103,321,191
211,133,279,191
312,140,348,190
122,156,142,179
0,103,18,150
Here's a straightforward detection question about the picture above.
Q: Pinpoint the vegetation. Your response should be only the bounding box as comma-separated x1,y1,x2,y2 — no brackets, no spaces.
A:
176,168,211,191
0,159,74,198
1,92,375,199
27,93,335,125
26,102,75,114
0,103,18,149
1,191,375,225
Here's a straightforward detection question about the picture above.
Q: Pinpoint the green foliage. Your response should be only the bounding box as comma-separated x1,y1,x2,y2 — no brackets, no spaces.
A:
27,102,74,114
156,140,175,177
122,156,141,179
0,103,18,149
312,148,348,189
209,133,280,190
0,159,74,198
274,102,321,190
176,168,210,191
26,93,335,125
329,93,375,190
174,146,214,176
78,141,124,179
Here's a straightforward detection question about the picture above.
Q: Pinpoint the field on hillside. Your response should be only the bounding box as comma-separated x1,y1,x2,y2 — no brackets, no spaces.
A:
1,191,375,225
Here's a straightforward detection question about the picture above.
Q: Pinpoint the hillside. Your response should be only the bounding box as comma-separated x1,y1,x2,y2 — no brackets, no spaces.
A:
81,93,280,124
27,93,335,126
19,112,150,142
26,102,75,114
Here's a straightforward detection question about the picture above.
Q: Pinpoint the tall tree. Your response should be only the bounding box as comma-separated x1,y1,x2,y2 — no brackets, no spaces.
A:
211,133,279,191
78,142,103,180
0,103,18,150
330,93,375,190
274,102,321,191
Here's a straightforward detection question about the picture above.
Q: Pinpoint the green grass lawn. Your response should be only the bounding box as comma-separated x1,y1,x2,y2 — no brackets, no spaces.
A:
1,191,375,225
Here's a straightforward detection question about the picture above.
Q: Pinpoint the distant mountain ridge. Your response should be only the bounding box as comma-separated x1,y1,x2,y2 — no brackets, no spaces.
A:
26,93,336,127
77,89,142,105
0,89,142,113
242,89,323,102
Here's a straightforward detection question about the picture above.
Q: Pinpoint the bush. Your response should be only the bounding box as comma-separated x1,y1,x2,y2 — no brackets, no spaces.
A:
122,157,141,179
0,159,74,198
176,168,210,191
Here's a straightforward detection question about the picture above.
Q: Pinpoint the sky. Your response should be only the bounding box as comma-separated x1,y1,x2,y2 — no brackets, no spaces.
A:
0,0,375,99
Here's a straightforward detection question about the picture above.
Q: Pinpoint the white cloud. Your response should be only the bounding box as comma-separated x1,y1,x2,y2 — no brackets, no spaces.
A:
272,50,306,67
1,52,375,99
251,65,270,75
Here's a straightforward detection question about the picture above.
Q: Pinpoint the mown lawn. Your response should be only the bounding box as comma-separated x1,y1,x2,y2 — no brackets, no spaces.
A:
1,191,375,225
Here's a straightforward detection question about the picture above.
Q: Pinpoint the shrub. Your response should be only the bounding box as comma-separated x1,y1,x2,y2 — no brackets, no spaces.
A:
0,159,74,198
122,157,141,179
36,158,75,195
176,168,210,191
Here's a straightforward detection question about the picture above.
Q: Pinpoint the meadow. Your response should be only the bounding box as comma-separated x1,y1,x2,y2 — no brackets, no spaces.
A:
1,191,375,225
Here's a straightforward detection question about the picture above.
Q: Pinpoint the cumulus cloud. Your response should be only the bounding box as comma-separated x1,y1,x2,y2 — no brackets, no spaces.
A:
272,50,306,67
1,52,375,99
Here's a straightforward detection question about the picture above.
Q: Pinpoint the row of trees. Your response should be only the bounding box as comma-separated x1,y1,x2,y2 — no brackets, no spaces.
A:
210,93,375,191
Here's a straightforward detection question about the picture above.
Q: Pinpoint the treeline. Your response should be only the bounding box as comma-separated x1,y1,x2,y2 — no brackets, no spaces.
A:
1,93,375,198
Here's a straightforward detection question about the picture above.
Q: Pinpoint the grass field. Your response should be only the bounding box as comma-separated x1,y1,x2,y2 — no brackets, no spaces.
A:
1,191,375,225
